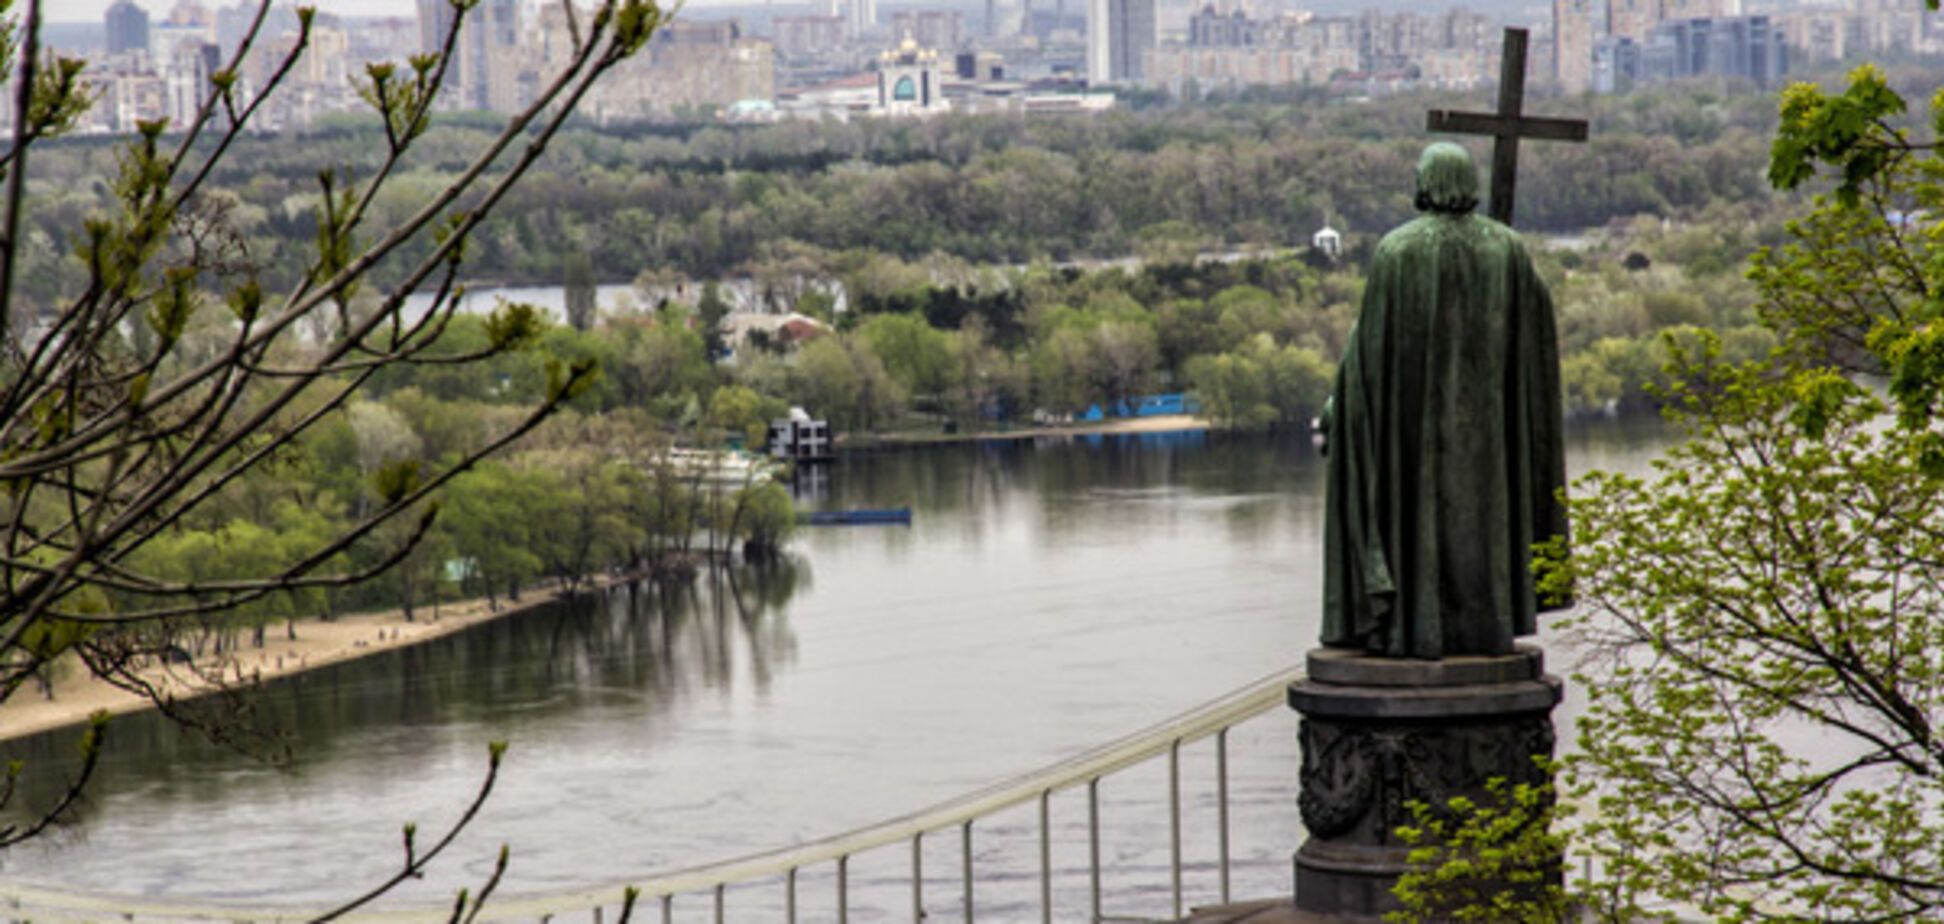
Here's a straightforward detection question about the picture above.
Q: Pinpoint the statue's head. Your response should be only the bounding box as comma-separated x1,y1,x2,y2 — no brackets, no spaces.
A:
1414,142,1480,215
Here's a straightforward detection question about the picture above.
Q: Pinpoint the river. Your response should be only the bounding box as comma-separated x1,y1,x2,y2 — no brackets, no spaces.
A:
0,422,1671,921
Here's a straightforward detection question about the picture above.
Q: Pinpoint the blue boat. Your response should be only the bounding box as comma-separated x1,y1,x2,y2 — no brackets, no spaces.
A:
799,507,913,526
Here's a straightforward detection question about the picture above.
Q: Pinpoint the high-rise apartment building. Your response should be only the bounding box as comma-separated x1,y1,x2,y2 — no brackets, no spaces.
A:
416,0,456,56
1633,14,1785,85
773,15,847,59
163,39,221,126
848,0,878,38
582,19,774,122
1087,0,1155,84
1553,0,1593,92
106,0,151,56
891,11,964,50
1660,0,1722,22
418,0,522,111
1607,0,1659,39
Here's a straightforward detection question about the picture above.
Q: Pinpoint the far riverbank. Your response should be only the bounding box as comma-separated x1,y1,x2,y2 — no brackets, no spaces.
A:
0,576,627,745
845,414,1212,448
2,416,1214,743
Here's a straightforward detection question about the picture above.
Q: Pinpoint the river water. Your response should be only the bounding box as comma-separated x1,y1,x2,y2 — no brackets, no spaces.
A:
0,423,1670,921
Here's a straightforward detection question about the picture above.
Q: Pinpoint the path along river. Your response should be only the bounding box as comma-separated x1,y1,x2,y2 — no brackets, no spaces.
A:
0,422,1671,921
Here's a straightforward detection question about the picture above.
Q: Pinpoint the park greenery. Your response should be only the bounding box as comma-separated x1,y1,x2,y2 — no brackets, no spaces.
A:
1391,58,1944,921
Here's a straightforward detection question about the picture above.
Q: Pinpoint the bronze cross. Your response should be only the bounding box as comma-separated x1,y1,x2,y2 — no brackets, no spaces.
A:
1426,27,1589,226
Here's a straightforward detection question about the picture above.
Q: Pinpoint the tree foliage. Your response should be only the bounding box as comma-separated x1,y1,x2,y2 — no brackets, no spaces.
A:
1536,63,1944,921
0,0,660,871
1389,768,1571,924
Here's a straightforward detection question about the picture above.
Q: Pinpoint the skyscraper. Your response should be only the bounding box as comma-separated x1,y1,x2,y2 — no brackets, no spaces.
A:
417,0,457,55
417,0,521,111
893,10,963,49
1607,0,1660,40
848,0,878,38
106,0,151,56
1637,14,1785,85
1087,0,1154,84
1553,0,1593,93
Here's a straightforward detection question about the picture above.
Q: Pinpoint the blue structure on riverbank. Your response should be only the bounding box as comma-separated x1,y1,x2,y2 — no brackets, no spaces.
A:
1076,393,1201,422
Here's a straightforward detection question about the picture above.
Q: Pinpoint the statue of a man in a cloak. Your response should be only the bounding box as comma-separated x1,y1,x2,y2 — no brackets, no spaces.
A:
1321,142,1570,659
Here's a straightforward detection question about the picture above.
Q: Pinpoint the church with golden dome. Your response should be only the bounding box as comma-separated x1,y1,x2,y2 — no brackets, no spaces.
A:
875,35,951,117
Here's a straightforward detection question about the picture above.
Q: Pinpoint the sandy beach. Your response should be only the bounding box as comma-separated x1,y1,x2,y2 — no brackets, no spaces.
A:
0,577,619,746
855,413,1212,446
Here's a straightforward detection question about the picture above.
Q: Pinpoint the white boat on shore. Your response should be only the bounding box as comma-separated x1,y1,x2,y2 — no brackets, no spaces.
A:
661,448,781,486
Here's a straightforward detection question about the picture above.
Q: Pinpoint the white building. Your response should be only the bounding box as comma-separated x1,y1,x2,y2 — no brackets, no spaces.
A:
1312,225,1342,260
162,38,219,127
876,36,950,117
1088,0,1155,84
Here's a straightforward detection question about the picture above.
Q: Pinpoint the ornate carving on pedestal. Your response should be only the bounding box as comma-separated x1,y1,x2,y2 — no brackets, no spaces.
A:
1288,647,1563,920
1297,716,1555,843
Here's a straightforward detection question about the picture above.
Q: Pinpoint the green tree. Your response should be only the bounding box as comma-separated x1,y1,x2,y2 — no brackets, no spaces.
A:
1535,63,1944,920
1030,324,1099,413
723,481,795,561
859,311,952,397
0,0,661,897
1186,335,1329,430
526,454,644,588
1155,297,1224,376
1091,320,1161,407
1389,770,1570,924
696,281,731,360
563,250,597,331
441,463,545,608
704,384,785,447
791,334,905,432
612,308,711,417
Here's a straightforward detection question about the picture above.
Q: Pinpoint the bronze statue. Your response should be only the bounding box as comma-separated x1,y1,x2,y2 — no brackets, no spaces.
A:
1320,142,1569,658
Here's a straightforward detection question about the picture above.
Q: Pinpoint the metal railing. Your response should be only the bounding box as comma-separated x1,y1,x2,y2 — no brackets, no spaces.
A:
0,665,1302,924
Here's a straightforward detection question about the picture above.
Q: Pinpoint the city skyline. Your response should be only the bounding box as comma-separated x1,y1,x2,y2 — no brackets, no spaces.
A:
48,0,764,23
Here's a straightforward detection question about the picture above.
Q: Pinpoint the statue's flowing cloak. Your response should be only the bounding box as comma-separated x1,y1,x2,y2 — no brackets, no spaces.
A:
1321,213,1569,658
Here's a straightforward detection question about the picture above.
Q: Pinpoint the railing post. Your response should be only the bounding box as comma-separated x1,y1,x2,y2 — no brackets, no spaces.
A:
714,882,724,924
787,867,797,924
962,819,975,923
838,854,849,924
659,894,672,924
1217,726,1232,904
1088,777,1102,923
912,831,924,923
594,905,604,924
1170,738,1183,920
1040,789,1053,924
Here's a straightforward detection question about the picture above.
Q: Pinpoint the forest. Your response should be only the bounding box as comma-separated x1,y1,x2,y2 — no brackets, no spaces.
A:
11,82,1800,308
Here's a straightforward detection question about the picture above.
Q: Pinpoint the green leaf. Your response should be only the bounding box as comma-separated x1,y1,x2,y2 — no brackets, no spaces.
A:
485,302,544,351
372,459,423,504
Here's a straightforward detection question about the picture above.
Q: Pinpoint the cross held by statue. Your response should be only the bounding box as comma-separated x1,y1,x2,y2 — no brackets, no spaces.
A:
1428,27,1589,227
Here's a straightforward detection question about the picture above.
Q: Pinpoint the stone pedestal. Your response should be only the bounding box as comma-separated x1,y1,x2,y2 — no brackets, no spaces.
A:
1286,645,1562,921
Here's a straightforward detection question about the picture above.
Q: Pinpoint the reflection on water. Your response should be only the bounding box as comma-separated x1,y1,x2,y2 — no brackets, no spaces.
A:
4,559,810,805
0,424,1669,916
